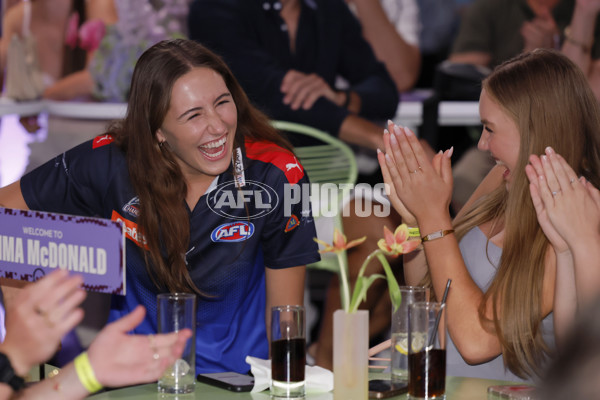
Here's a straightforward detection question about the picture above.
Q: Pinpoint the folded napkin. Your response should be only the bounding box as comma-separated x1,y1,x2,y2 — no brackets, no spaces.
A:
245,356,334,394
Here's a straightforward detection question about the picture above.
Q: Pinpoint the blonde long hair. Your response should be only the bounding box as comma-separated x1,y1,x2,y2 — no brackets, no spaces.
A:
450,49,600,378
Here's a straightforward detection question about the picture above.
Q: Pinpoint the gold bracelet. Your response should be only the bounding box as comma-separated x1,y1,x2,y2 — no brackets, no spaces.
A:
74,352,103,394
421,229,455,242
564,26,592,53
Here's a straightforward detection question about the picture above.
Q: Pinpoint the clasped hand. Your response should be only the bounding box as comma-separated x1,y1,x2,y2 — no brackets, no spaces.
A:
280,70,344,111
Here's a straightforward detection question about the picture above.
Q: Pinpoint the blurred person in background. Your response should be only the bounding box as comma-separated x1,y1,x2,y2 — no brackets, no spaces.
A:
346,0,421,93
0,0,117,102
188,0,399,152
560,0,600,100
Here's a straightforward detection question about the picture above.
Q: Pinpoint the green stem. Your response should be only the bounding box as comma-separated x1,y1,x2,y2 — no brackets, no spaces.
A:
337,251,351,312
376,252,402,312
348,250,380,313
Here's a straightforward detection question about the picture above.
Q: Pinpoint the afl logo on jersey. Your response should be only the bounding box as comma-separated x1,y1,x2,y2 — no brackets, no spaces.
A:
206,180,279,220
211,222,255,242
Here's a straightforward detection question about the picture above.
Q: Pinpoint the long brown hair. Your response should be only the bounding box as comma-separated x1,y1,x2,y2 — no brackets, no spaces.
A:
111,39,293,295
453,49,600,378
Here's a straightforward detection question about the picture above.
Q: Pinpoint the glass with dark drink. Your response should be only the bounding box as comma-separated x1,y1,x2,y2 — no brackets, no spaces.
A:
408,302,446,400
271,305,306,398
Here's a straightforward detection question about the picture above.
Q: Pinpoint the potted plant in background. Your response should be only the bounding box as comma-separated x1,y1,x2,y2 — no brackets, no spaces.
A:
314,224,421,400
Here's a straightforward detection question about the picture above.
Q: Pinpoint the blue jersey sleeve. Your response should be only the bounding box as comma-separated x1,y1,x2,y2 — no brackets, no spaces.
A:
20,138,125,219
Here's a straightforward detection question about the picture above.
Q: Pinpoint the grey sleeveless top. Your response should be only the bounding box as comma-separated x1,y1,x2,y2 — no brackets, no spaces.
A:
446,226,555,382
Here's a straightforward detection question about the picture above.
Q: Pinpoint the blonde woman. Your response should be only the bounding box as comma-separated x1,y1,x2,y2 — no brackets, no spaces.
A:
378,49,600,381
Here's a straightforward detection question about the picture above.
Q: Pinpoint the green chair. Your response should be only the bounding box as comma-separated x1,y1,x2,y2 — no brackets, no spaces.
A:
270,120,358,273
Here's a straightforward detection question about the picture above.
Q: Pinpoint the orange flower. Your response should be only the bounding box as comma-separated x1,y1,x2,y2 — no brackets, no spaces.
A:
314,228,366,254
377,225,421,256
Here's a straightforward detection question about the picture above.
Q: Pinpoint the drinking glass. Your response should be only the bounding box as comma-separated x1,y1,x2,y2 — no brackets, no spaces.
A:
391,286,428,384
271,305,306,398
157,293,196,394
408,302,446,400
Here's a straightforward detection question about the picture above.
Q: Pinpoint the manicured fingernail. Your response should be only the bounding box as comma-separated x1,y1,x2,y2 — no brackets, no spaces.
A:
541,155,548,163
446,146,454,158
387,119,394,126
438,150,443,155
390,133,398,144
376,148,382,154
393,125,402,136
545,146,555,155
405,128,413,136
385,153,393,163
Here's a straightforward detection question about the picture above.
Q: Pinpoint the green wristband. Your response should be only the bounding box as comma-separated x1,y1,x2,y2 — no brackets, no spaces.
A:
74,352,103,393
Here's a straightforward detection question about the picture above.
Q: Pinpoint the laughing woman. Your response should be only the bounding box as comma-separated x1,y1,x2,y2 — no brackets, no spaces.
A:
0,39,319,374
379,49,600,381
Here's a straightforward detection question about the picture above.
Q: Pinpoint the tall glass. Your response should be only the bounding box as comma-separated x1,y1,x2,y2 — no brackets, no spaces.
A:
408,302,446,400
157,293,196,394
271,305,306,398
391,286,428,384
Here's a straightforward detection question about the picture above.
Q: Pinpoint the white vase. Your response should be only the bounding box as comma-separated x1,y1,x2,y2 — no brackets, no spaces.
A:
333,309,369,400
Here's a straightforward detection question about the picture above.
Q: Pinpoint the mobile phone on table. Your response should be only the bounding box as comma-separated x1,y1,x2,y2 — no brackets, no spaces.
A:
368,379,408,399
197,372,255,392
487,385,536,399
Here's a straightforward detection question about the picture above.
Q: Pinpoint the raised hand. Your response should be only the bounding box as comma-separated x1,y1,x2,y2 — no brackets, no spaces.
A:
378,121,417,226
379,122,453,225
87,305,192,388
575,0,600,14
2,269,86,376
520,8,558,52
526,147,600,252
526,157,569,254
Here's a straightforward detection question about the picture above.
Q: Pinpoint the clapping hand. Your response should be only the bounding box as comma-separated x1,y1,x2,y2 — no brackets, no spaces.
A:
377,122,453,225
2,269,86,377
526,147,600,254
88,305,192,388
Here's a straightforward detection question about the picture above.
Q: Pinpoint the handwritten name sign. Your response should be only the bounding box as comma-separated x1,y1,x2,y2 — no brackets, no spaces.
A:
0,207,125,295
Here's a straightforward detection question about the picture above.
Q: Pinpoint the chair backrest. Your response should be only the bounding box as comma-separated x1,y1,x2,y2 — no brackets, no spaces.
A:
270,120,358,273
270,120,358,186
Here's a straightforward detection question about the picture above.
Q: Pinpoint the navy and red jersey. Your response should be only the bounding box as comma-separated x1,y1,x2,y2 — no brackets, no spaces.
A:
20,134,319,374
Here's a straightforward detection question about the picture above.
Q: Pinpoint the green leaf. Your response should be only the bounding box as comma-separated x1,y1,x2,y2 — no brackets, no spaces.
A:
348,274,385,313
376,252,402,312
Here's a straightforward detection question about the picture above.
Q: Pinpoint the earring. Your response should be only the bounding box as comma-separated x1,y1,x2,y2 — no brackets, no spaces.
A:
159,141,164,148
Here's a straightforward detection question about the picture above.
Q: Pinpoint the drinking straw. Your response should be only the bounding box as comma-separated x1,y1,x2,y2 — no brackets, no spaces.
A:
428,279,451,348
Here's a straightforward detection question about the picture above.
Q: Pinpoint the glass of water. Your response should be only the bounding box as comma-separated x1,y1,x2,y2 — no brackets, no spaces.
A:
157,293,196,394
391,286,427,384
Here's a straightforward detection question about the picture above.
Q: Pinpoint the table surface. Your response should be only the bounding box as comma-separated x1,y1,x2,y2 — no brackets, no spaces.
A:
88,375,523,400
